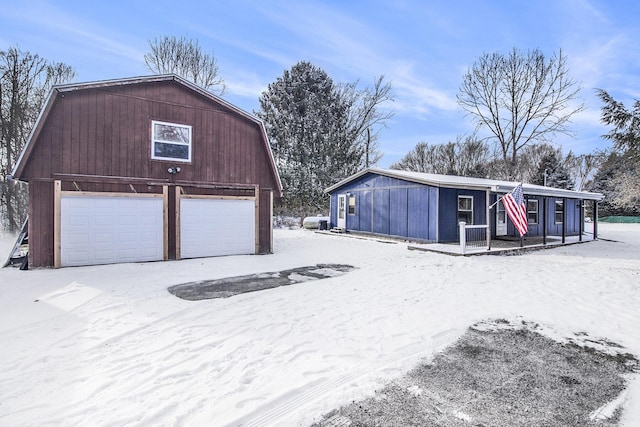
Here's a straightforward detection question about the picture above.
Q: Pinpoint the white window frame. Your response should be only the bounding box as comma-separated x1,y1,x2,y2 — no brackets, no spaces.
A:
348,195,356,215
458,195,473,225
151,120,192,162
527,199,539,224
555,200,564,224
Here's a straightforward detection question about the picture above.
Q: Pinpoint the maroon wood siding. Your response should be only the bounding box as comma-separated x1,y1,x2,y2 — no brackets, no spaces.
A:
259,189,273,254
20,80,278,188
17,77,280,267
27,181,54,267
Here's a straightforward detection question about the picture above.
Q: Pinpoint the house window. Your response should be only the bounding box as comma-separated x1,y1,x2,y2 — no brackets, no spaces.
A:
152,120,192,162
555,200,564,224
458,196,473,224
527,200,539,224
348,195,356,215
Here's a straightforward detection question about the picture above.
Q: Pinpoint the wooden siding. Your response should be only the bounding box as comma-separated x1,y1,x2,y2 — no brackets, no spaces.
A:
28,181,54,267
258,189,273,254
20,81,278,189
20,79,278,267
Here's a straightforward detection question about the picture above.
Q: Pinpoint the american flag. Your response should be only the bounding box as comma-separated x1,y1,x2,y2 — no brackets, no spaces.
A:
502,183,528,237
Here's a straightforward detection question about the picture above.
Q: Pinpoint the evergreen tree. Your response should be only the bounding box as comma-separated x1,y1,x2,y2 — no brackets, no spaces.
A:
588,151,639,216
516,143,562,183
531,151,574,189
256,61,392,216
597,89,640,157
595,89,640,214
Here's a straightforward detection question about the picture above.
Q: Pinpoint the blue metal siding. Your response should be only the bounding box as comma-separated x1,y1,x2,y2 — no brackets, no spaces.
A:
438,188,487,242
546,198,560,236
389,188,408,237
407,187,433,240
327,172,437,241
539,197,581,237
329,193,338,228
329,171,585,242
373,189,390,235
567,199,582,235
487,195,582,238
525,196,543,236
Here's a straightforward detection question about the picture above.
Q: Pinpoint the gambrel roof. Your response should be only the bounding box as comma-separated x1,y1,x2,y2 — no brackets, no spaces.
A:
12,74,283,196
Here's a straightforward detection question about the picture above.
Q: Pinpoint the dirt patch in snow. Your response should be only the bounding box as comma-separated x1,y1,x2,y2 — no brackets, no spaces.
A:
168,264,355,300
312,319,639,427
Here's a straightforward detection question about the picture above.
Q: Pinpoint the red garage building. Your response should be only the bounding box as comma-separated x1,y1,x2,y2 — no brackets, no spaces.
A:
11,74,282,268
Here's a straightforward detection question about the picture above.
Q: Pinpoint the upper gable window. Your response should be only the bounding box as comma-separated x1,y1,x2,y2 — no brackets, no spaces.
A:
151,120,192,162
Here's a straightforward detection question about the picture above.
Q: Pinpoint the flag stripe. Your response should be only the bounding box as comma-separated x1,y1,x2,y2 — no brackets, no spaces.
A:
502,183,528,237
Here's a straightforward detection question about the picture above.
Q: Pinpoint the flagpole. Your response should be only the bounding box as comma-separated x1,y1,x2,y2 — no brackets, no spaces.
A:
488,196,504,210
489,183,523,210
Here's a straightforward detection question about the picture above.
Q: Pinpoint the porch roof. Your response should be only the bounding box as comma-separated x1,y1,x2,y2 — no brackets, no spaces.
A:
325,168,604,201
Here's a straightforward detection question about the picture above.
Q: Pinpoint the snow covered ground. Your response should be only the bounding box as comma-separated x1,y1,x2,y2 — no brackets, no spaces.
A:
0,223,639,426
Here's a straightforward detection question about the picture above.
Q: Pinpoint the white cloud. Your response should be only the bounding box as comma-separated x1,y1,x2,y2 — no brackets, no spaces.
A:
3,2,145,67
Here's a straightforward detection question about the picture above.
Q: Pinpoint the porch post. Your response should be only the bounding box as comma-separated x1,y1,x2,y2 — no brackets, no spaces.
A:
579,199,583,242
542,197,547,245
594,201,599,240
459,222,467,254
486,188,491,250
562,197,567,244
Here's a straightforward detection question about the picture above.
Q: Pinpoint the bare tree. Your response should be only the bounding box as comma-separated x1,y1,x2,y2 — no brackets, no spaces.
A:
609,165,639,213
1,46,75,231
564,151,601,191
144,36,226,95
515,143,563,183
389,142,440,173
390,136,490,177
457,48,584,179
338,75,394,167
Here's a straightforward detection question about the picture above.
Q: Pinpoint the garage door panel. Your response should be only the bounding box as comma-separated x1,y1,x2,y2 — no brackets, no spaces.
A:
61,195,164,267
180,198,255,259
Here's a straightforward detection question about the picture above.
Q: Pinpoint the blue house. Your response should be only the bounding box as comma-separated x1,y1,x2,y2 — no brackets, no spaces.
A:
325,168,604,243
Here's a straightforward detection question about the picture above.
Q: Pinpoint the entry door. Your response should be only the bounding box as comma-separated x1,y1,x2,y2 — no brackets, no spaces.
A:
337,194,347,228
496,199,507,236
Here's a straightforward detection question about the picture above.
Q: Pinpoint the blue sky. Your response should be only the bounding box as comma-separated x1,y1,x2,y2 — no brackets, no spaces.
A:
2,0,639,167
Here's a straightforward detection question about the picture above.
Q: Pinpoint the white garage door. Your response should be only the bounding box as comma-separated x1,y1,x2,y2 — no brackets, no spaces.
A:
180,198,255,259
61,195,164,267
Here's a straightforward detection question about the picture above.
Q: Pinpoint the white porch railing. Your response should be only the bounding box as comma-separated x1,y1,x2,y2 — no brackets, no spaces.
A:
459,222,489,254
